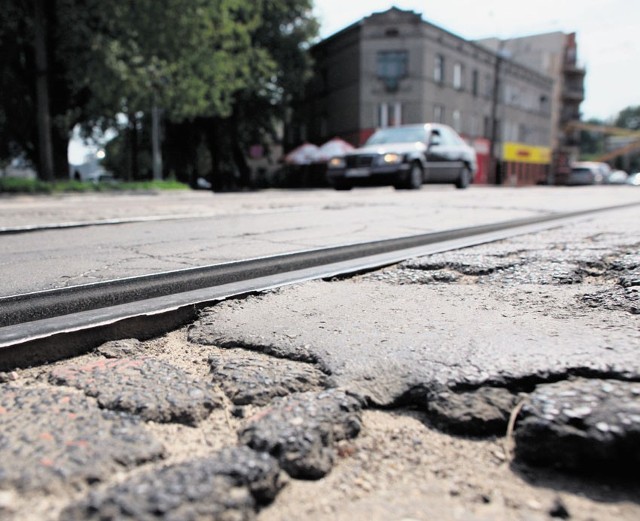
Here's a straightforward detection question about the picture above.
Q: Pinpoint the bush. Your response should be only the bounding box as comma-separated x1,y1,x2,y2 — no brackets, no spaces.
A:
0,178,190,194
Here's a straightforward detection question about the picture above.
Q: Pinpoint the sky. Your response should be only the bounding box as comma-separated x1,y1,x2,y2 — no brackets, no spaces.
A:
313,0,639,122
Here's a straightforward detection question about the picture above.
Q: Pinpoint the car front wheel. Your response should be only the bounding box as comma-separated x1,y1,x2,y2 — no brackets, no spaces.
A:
333,179,353,191
455,166,471,189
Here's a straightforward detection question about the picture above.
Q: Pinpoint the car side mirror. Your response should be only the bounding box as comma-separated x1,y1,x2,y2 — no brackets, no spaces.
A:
429,135,441,147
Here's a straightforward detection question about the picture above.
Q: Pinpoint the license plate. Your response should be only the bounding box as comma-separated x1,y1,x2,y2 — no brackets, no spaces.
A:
345,168,370,178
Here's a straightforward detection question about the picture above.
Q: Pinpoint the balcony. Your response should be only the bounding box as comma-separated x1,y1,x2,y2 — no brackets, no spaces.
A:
563,62,586,76
563,85,585,102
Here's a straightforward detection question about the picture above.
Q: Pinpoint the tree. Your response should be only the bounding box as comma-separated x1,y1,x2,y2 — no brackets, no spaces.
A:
161,0,319,189
615,105,640,131
578,118,606,157
0,1,38,171
0,0,318,184
1,0,99,179
614,105,640,171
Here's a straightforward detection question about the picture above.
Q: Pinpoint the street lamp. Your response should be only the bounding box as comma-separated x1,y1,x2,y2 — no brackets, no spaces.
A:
489,41,507,185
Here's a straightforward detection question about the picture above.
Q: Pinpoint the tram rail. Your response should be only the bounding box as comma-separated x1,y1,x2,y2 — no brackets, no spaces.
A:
1,202,637,371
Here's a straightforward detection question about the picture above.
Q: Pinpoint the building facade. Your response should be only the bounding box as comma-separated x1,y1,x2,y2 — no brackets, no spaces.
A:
296,8,556,185
478,32,586,182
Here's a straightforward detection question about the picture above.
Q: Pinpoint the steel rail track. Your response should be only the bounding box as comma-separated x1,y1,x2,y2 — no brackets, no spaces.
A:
1,203,637,371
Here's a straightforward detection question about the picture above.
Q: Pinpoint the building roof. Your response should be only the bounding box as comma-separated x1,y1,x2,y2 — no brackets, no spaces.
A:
313,7,553,86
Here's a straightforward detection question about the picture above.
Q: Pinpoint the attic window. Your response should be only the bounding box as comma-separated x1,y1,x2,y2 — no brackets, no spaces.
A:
385,28,399,37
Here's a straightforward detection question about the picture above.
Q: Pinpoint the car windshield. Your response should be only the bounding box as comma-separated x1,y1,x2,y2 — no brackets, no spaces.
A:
366,127,428,145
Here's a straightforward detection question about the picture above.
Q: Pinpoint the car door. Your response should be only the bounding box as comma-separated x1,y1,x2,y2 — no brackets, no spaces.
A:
438,127,466,182
425,129,449,181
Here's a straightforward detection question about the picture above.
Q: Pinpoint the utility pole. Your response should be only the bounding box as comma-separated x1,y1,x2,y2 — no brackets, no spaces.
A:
489,41,505,185
34,0,55,181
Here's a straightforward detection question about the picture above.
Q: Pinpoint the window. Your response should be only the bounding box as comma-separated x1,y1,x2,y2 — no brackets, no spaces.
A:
434,54,445,84
469,114,479,137
452,110,461,132
377,51,408,92
378,102,402,128
453,63,464,90
471,70,478,97
485,73,493,98
483,116,492,138
503,120,518,142
433,104,444,123
518,124,528,142
540,94,549,113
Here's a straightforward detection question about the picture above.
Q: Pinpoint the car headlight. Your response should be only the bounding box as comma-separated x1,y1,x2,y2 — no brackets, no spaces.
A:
381,153,403,165
328,157,346,169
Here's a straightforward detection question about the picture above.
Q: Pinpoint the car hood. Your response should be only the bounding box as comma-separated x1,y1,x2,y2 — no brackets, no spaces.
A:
347,142,427,156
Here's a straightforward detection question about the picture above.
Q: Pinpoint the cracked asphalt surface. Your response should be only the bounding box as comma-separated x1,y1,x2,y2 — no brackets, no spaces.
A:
1,191,639,520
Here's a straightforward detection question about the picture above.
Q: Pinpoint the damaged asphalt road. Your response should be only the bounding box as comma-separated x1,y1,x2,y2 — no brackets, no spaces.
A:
187,211,640,476
1,206,639,520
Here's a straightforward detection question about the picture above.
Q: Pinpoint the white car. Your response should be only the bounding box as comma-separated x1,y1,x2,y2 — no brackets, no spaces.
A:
566,161,611,186
627,172,640,186
608,170,628,184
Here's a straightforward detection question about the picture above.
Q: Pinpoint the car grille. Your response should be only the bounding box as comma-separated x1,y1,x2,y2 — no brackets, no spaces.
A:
345,155,376,168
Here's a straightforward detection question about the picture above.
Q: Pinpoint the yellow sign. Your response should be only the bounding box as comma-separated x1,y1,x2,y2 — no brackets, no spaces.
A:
502,142,551,165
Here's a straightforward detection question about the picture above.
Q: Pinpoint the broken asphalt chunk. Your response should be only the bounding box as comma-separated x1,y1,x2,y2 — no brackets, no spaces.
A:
514,378,640,474
49,357,221,425
238,389,363,479
0,386,164,493
95,338,144,358
581,286,640,314
409,386,520,436
60,447,285,521
209,349,329,406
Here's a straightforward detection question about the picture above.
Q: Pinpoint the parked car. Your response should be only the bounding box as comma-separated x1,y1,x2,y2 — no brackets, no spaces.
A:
627,172,640,186
608,170,629,184
326,124,477,190
566,161,611,186
1,157,37,179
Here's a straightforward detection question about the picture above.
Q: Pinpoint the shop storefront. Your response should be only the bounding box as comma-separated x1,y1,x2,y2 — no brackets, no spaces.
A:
501,142,552,186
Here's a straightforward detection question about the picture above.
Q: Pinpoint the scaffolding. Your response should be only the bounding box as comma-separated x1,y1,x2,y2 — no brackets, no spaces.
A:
564,121,640,163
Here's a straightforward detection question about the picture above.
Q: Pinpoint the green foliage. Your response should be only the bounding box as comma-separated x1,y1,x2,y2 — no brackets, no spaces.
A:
0,177,189,194
614,106,640,131
0,177,54,194
613,106,640,171
0,0,318,185
59,0,314,129
578,118,605,157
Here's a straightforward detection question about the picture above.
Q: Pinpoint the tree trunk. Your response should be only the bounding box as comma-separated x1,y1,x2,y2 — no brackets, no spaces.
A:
34,0,55,181
51,128,70,180
208,118,224,192
231,113,251,188
129,113,138,181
